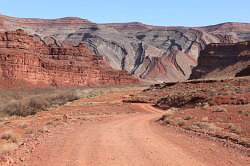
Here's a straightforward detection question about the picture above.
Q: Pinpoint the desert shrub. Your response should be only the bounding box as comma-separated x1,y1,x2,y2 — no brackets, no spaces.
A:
223,84,230,88
213,106,227,113
244,112,250,117
0,85,139,117
193,122,210,129
46,92,79,106
2,100,28,116
238,110,250,117
158,115,172,124
234,88,243,94
176,120,185,127
29,97,49,111
192,122,221,131
183,116,193,120
0,91,79,117
38,126,49,133
0,131,19,143
162,118,172,125
3,99,42,116
156,95,208,109
228,124,242,134
18,122,28,129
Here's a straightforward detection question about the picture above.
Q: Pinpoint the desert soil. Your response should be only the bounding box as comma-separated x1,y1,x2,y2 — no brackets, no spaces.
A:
0,90,249,166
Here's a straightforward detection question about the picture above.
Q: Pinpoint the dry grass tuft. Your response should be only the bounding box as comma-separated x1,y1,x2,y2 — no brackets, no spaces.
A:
0,91,79,117
176,120,185,127
228,124,242,135
183,116,193,120
213,106,227,113
191,122,222,132
18,122,28,129
0,131,20,143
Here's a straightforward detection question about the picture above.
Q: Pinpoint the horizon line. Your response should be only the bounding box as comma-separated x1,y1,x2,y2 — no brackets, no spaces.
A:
1,13,250,28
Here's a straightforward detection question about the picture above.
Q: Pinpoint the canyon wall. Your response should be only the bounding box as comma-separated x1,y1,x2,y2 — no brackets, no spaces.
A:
0,30,138,87
190,41,250,79
0,15,250,83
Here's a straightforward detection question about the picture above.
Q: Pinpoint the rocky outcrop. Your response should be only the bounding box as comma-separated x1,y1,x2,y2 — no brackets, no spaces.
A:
76,27,220,82
236,65,250,77
1,15,250,82
0,30,138,87
200,22,250,42
190,41,250,79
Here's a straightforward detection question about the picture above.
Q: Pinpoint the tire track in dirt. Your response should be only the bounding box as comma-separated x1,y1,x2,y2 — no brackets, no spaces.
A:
11,100,250,166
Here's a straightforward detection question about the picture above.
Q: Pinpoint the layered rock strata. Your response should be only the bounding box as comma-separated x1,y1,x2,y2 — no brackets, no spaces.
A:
190,41,250,79
0,30,138,87
1,15,250,82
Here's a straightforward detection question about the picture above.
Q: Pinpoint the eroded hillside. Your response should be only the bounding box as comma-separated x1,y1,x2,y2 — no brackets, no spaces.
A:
1,15,250,83
190,41,250,79
0,29,137,87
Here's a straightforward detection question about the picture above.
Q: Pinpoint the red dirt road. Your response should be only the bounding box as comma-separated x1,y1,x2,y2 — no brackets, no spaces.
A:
2,92,250,166
16,105,249,166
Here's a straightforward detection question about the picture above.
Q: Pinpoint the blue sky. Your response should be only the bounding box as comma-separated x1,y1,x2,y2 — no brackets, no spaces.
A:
1,0,250,26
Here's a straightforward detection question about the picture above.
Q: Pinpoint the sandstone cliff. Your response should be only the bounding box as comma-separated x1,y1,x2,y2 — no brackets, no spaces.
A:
190,41,250,79
0,15,250,83
0,29,138,87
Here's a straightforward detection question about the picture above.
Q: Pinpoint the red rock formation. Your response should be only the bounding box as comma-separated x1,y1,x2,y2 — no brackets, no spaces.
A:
0,30,138,87
190,41,250,79
1,15,250,83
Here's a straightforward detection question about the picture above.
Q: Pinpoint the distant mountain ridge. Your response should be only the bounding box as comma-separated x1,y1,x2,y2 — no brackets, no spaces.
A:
0,14,250,83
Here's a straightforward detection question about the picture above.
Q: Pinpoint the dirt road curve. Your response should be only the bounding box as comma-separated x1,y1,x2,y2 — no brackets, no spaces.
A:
13,101,247,166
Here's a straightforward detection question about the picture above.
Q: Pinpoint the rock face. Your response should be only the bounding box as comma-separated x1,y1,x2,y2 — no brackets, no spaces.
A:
200,22,250,42
0,15,250,83
0,30,138,87
190,41,250,79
